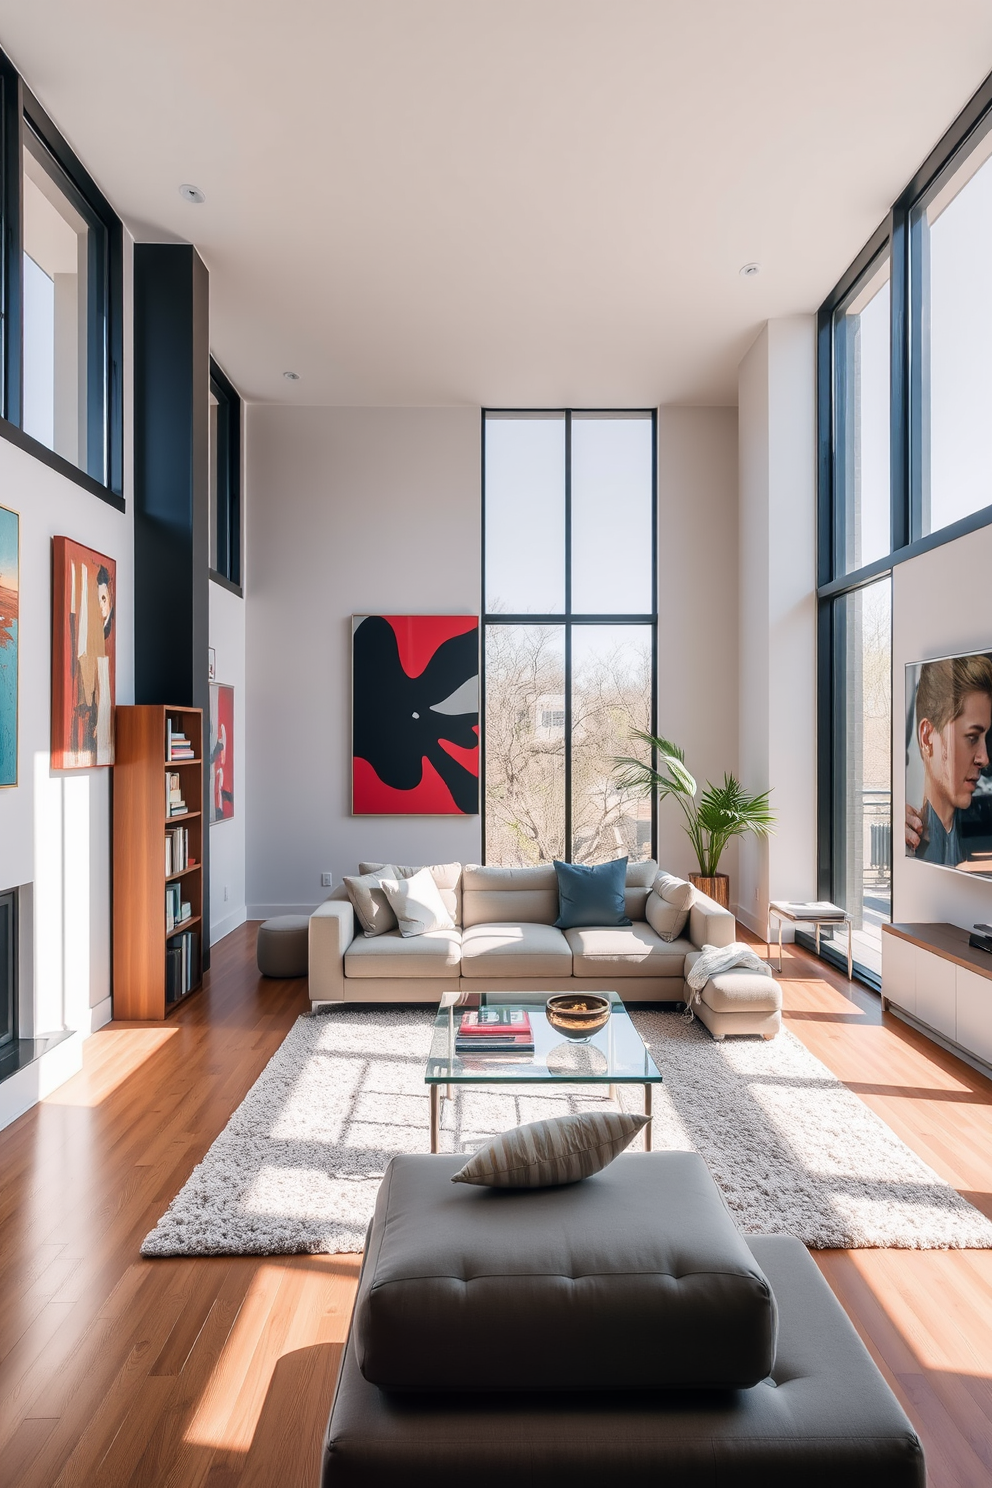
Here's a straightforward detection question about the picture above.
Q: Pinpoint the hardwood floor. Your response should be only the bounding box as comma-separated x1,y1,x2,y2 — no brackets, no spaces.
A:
1,922,991,1486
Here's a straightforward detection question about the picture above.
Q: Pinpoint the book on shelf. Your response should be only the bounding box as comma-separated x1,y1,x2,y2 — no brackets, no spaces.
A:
165,824,190,875
165,945,183,1003
166,717,195,762
165,770,188,816
166,928,199,1002
165,882,182,933
165,884,193,933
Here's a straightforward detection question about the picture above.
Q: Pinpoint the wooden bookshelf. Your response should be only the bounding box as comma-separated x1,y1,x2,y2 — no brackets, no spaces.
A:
113,705,204,1020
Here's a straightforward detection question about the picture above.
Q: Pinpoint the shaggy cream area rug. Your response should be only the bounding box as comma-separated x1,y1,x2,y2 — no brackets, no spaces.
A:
141,1007,992,1256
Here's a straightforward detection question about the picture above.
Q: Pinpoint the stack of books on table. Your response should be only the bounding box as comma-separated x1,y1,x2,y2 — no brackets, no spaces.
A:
165,824,191,875
166,928,199,1003
165,883,192,933
166,719,195,761
166,772,188,817
455,1008,534,1054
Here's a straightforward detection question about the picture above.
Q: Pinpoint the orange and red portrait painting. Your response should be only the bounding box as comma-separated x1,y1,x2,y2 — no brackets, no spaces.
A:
52,537,116,769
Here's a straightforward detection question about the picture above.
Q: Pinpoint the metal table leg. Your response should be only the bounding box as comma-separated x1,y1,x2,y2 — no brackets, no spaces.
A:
644,1083,653,1152
429,1084,440,1154
847,919,853,980
779,918,784,974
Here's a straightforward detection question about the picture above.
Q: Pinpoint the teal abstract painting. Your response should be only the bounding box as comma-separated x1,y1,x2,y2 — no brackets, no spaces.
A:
0,505,18,787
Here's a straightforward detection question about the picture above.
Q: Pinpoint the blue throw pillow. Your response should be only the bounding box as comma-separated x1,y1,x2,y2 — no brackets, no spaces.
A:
553,858,631,930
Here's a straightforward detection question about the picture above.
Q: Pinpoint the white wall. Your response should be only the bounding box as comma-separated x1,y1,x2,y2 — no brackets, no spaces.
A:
0,432,133,1128
737,318,817,933
656,407,740,879
892,522,992,928
208,580,247,943
245,407,482,913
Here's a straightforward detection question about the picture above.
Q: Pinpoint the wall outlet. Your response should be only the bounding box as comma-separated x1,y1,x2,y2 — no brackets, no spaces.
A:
321,872,333,887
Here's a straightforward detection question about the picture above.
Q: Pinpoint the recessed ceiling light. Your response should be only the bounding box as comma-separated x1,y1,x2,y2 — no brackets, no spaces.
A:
283,370,300,381
179,183,205,204
739,262,760,278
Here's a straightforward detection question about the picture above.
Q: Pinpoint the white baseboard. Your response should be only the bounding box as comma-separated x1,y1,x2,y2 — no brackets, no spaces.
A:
733,904,794,944
210,905,248,945
733,904,764,938
247,902,320,920
0,1030,84,1134
87,997,113,1033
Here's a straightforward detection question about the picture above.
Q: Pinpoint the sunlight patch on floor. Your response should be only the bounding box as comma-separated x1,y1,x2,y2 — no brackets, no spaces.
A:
183,1263,285,1449
44,1027,179,1106
846,1247,992,1375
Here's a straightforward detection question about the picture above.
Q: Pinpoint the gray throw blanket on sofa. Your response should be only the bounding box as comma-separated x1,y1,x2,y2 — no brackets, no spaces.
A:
685,942,773,1008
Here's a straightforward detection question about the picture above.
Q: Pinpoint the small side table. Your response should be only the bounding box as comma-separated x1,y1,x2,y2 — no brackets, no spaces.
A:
767,901,853,979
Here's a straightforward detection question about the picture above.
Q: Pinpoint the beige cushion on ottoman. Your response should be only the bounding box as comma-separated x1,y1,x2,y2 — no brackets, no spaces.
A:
257,915,310,978
684,951,782,1041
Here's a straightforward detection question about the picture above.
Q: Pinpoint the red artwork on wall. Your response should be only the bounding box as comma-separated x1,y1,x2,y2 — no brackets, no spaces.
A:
352,614,479,815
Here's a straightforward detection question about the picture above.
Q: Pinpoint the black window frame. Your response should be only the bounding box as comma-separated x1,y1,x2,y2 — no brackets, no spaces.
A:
208,357,242,594
0,47,124,509
481,407,658,866
817,65,992,985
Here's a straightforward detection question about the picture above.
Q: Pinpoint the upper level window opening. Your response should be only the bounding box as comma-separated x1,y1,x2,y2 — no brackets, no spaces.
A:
913,123,992,538
21,122,110,485
208,359,242,591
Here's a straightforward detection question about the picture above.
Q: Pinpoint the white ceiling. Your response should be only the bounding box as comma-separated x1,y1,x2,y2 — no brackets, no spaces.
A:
2,2,992,406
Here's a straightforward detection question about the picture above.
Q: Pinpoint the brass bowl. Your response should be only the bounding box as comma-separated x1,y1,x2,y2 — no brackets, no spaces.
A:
545,993,612,1039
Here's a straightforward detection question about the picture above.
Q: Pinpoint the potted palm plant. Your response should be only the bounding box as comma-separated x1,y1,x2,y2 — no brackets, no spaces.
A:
613,732,775,909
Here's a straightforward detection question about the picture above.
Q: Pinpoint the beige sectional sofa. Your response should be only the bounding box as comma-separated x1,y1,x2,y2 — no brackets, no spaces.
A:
307,859,736,1008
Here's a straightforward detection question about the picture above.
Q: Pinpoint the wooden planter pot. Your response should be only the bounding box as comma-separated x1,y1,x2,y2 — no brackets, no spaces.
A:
688,872,730,909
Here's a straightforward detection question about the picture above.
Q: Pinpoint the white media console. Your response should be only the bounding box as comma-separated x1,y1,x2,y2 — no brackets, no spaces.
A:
881,921,992,1071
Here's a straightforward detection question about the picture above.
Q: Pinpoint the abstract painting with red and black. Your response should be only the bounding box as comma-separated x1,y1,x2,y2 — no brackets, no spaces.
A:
352,615,479,815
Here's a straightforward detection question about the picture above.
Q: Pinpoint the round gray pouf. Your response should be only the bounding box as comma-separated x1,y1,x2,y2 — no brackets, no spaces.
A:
256,915,309,978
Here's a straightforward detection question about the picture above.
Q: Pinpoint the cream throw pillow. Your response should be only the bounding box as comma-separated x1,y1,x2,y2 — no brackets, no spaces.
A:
360,861,461,923
378,867,455,937
452,1111,650,1189
645,871,696,942
343,867,400,937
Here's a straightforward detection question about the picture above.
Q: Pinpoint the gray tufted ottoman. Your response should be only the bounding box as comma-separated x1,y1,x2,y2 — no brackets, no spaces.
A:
321,1152,924,1488
256,915,309,978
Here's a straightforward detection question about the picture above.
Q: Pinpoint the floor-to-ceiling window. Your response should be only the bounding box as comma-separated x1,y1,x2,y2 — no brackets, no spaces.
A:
818,245,895,979
482,410,657,865
818,73,992,983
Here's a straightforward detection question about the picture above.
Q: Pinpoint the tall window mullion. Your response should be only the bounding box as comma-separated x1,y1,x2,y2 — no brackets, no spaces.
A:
483,409,657,866
563,410,573,858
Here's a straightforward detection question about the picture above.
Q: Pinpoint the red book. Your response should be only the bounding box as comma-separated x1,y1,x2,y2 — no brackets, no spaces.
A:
458,1010,533,1038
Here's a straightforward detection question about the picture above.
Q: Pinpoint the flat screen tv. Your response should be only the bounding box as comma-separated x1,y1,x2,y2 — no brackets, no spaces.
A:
905,649,992,877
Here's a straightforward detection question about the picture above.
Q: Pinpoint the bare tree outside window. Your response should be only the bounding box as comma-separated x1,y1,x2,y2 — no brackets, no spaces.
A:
483,410,656,865
571,628,652,864
485,625,565,865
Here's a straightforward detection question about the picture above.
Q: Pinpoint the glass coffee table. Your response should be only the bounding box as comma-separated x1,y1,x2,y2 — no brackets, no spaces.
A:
425,990,661,1153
